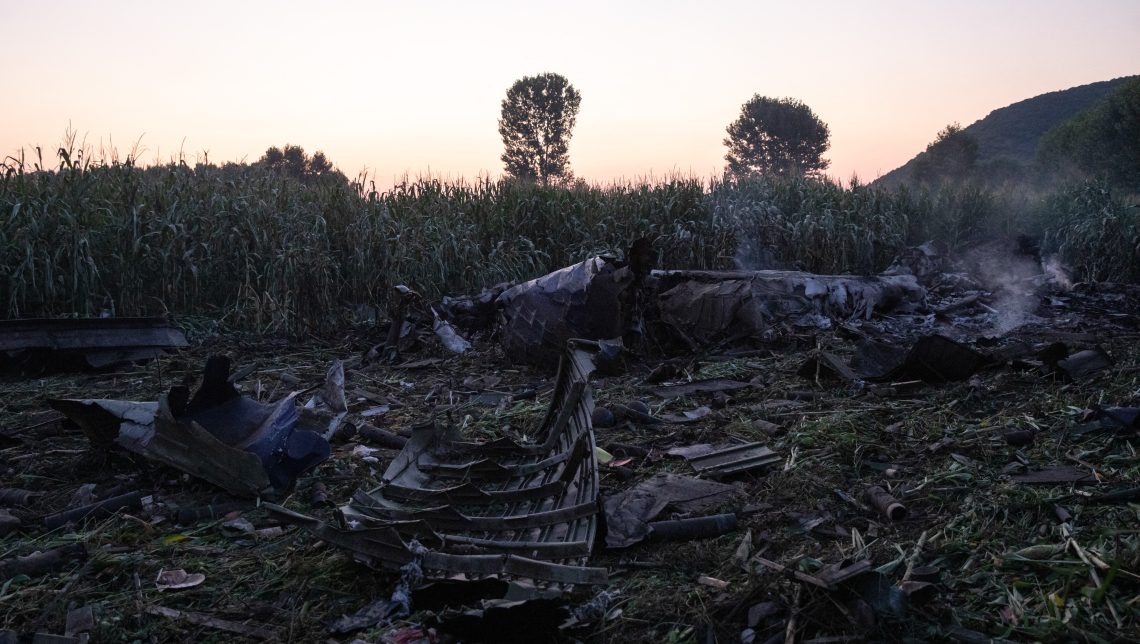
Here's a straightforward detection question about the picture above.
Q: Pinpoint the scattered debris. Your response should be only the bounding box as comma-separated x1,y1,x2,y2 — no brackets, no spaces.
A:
696,575,730,589
865,486,907,521
175,501,255,525
4,244,1140,641
0,316,187,371
51,355,330,497
603,473,739,548
64,606,94,644
268,341,607,584
0,544,87,582
1056,347,1112,381
0,488,40,506
1008,465,1098,484
144,605,277,640
858,335,991,383
798,351,859,383
43,490,143,529
155,568,206,591
652,269,926,345
0,509,20,536
496,250,650,367
648,513,738,542
685,443,780,478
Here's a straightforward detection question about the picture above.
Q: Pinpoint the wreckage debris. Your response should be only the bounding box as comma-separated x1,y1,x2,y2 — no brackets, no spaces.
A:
447,241,926,367
496,254,647,368
798,351,859,383
685,443,780,478
653,269,925,344
604,473,739,548
1055,347,1112,381
0,316,187,372
647,513,738,542
175,500,256,525
50,355,330,498
1008,465,1098,485
855,335,991,383
0,510,20,536
865,486,907,521
268,341,607,584
43,490,143,529
650,378,753,399
0,488,41,506
0,543,87,583
145,605,277,641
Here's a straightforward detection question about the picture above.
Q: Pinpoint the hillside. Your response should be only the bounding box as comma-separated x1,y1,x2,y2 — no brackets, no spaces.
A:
875,75,1138,187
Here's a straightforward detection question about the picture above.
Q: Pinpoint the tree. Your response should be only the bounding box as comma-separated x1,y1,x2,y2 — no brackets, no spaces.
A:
257,144,336,179
724,96,830,177
911,124,979,184
498,73,581,184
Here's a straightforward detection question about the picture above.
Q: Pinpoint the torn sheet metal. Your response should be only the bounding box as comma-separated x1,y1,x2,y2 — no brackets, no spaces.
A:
50,356,329,497
652,270,925,345
1056,348,1112,382
685,443,780,478
496,257,643,368
268,341,607,585
854,335,990,383
0,316,187,371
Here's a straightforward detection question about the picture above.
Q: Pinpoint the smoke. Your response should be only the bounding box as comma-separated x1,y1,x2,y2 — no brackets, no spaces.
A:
961,244,1044,335
1043,255,1073,290
734,236,780,271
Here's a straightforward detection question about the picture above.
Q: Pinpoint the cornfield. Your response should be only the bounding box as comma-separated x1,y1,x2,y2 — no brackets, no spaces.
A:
2,148,1136,334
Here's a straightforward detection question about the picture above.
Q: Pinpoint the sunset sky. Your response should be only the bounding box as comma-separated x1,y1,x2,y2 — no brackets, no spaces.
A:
2,1,1137,187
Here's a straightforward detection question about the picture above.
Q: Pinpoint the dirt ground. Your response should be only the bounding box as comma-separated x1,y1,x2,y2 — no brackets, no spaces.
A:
1,287,1138,643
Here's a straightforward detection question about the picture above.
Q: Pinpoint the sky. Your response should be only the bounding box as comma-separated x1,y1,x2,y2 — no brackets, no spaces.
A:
1,0,1137,187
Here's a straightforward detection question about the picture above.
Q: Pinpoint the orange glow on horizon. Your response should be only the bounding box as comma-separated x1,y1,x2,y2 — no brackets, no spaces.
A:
1,0,1137,188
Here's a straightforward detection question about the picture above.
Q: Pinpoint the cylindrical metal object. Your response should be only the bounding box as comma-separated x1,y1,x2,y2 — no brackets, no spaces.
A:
176,500,255,525
43,491,143,529
865,486,907,521
0,488,40,506
357,425,408,449
648,513,738,541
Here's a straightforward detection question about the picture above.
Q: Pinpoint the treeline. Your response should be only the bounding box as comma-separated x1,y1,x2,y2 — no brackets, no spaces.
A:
1,151,1136,334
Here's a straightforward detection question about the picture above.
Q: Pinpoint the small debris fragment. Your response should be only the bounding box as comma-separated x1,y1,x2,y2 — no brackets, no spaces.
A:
865,486,907,521
686,443,780,478
43,490,143,529
155,568,206,591
696,575,729,589
0,510,21,536
0,543,87,582
1056,347,1112,381
1009,466,1097,484
145,605,277,640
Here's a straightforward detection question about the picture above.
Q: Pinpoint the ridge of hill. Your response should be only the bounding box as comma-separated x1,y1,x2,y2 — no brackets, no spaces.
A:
875,75,1138,186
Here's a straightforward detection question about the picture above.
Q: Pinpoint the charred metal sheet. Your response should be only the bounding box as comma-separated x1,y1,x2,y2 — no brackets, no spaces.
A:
1056,348,1112,382
855,335,991,383
268,341,607,585
50,356,329,497
649,379,753,399
686,443,780,478
0,316,187,371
